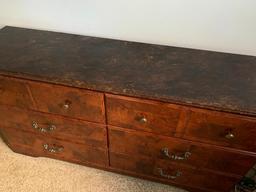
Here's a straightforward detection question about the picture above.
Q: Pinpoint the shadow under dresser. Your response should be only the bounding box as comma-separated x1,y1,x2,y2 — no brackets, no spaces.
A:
0,26,255,192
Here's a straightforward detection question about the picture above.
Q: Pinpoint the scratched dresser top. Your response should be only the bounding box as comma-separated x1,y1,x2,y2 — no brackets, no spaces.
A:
0,26,255,116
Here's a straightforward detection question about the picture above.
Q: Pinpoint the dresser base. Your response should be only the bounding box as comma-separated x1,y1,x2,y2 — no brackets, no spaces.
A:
1,127,239,192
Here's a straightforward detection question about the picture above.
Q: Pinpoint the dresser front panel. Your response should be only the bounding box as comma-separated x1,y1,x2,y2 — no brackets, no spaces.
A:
0,76,35,109
28,81,105,123
109,126,256,176
1,128,108,167
0,105,107,149
183,108,256,152
106,94,182,136
109,152,240,192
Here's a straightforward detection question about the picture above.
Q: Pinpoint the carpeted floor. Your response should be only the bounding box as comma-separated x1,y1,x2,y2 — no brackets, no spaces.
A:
0,137,186,192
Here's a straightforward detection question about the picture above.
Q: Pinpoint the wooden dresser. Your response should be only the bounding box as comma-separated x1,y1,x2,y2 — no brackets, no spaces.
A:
0,26,255,192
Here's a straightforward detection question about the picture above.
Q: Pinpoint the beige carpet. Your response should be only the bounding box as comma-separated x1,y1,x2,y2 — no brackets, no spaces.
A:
0,137,186,192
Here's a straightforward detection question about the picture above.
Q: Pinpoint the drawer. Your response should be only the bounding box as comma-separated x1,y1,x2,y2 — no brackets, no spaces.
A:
28,81,105,123
1,128,108,167
110,152,240,192
109,126,256,176
183,108,256,152
106,94,182,136
0,105,107,149
0,76,34,109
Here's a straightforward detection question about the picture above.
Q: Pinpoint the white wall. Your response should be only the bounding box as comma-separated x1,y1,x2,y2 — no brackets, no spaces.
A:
0,0,256,56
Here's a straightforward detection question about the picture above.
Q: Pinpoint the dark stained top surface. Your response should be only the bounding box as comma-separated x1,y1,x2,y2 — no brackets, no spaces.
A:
0,26,256,116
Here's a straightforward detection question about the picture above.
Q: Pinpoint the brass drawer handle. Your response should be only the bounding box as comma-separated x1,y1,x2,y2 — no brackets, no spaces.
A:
43,144,64,153
161,148,191,160
157,168,182,179
32,121,56,133
225,130,235,139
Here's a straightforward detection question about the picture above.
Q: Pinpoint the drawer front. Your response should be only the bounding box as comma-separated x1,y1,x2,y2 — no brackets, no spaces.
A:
0,105,107,149
106,94,181,136
109,126,256,176
110,152,239,192
0,76,34,109
29,81,105,123
1,128,108,167
183,109,256,152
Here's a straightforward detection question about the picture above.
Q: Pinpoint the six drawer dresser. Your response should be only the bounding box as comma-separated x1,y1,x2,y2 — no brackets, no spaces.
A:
0,26,256,192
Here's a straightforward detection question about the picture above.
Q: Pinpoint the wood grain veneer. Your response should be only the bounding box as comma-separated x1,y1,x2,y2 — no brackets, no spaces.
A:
0,76,34,109
108,126,256,177
109,152,241,192
0,105,107,149
106,94,182,136
1,128,108,167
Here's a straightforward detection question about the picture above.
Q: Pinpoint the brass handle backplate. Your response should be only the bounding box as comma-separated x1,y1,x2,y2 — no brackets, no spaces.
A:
43,144,64,153
157,168,182,180
162,148,191,160
32,121,56,133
